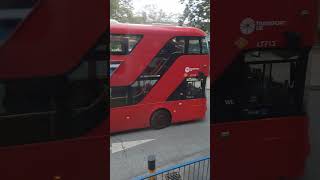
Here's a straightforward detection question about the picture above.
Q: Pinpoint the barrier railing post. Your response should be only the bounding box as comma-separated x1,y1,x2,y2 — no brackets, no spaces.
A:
134,156,210,180
148,155,156,180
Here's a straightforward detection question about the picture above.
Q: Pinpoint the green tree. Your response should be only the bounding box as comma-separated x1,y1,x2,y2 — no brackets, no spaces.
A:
133,4,181,24
110,0,181,25
110,0,134,23
179,0,210,32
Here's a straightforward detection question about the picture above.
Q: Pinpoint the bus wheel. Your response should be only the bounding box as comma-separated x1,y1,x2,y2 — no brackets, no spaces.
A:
150,109,171,129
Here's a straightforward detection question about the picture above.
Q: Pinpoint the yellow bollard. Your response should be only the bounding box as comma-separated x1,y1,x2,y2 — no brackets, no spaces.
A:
148,155,156,180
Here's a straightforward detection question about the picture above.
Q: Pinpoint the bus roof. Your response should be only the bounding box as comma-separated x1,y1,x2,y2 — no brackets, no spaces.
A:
110,23,207,37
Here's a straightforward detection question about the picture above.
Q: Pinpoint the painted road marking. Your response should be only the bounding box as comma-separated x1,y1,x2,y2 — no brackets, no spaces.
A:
111,139,155,153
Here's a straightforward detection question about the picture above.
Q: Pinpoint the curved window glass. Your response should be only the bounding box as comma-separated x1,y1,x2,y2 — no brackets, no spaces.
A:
0,33,107,147
213,49,308,123
110,34,142,55
0,1,36,45
168,76,206,101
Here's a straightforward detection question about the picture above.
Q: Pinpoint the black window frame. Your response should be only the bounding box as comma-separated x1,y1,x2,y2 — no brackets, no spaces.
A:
213,48,310,123
167,75,207,101
0,32,107,147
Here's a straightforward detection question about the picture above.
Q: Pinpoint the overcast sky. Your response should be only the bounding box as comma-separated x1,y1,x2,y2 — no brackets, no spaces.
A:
131,0,185,15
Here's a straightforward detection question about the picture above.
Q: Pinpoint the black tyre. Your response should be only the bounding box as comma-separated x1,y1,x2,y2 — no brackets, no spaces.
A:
150,109,171,129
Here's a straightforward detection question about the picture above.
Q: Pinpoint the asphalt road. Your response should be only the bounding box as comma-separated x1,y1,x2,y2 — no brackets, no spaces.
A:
110,90,210,180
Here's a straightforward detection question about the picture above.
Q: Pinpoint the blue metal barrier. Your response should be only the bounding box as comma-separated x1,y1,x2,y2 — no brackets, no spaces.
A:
133,156,210,180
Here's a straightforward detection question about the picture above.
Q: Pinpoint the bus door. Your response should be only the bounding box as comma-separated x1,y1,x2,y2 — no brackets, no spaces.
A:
168,75,207,122
212,48,310,179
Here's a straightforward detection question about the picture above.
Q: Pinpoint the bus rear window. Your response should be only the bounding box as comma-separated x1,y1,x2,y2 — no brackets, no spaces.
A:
110,34,142,55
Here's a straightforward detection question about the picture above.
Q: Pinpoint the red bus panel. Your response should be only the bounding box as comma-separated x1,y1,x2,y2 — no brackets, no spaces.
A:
0,1,108,180
212,0,316,179
0,0,107,78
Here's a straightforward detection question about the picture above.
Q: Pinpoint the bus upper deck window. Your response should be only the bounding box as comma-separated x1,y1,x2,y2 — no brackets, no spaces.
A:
188,39,201,54
161,38,185,55
175,38,186,53
110,34,142,55
201,37,209,54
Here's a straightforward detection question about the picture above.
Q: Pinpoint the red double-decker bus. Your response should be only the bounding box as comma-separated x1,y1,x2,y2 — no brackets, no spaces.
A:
0,1,107,179
110,23,210,133
212,0,317,179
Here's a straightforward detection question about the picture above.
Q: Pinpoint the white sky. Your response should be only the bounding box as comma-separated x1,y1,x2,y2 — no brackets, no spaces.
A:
131,0,185,15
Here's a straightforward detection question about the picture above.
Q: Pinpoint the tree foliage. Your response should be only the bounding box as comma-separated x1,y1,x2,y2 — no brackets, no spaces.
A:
133,4,180,24
179,0,210,32
110,0,134,23
110,0,209,27
110,0,180,24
